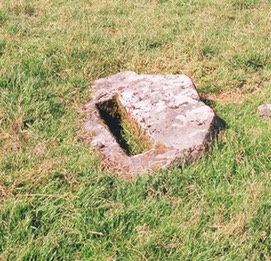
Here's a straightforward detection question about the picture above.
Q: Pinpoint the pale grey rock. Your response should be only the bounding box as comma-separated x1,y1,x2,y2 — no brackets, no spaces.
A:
84,71,221,176
258,104,271,118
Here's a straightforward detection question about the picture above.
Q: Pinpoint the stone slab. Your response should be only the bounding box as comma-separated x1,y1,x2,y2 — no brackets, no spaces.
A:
84,71,221,176
258,103,271,118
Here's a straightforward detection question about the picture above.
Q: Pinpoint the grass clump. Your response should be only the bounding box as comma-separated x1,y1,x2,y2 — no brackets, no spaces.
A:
96,95,152,156
231,0,260,9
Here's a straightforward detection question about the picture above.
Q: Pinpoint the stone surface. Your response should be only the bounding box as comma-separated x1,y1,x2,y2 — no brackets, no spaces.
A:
258,103,271,118
84,71,221,176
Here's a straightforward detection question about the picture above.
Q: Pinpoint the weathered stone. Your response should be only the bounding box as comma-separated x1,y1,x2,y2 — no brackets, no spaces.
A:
258,103,271,118
84,71,221,176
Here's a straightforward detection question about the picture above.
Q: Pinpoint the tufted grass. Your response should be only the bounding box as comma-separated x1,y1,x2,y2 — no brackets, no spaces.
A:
96,95,152,156
0,0,271,260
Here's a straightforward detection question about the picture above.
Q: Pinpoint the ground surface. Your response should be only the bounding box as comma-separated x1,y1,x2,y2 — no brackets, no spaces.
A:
0,0,271,260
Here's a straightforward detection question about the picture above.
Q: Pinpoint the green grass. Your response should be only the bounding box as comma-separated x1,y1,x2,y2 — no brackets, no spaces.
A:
96,95,152,156
0,0,271,260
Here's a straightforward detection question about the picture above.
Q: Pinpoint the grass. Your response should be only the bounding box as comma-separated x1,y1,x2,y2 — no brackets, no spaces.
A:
96,95,152,156
0,0,271,260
